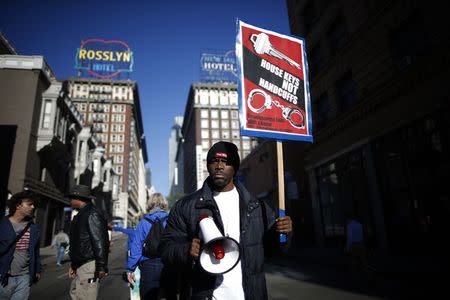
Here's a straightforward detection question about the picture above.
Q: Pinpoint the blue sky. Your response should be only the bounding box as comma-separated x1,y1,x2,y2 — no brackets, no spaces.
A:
1,0,290,196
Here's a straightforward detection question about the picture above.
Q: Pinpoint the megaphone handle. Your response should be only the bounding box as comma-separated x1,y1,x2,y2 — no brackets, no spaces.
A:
279,209,287,243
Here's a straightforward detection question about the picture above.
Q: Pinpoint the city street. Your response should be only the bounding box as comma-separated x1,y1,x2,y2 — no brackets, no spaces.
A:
30,233,130,300
31,233,442,299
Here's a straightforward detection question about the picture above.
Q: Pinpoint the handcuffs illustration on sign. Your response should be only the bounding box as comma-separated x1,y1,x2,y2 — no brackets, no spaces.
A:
247,88,305,129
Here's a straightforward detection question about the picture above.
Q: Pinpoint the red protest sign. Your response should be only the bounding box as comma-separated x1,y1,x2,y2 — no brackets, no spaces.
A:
236,20,313,142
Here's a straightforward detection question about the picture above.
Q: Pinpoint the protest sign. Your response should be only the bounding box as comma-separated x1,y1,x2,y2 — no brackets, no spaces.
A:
236,20,312,142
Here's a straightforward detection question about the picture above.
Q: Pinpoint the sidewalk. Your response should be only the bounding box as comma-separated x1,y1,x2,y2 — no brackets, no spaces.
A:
277,246,447,274
266,246,447,298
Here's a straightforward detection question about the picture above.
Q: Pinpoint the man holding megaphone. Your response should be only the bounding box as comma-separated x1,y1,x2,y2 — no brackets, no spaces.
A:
159,141,292,300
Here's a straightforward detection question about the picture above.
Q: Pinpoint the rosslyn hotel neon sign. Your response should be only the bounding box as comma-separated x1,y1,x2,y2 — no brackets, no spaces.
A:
74,39,134,79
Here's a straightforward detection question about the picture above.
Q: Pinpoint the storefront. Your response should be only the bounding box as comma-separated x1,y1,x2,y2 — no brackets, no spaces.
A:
308,108,450,255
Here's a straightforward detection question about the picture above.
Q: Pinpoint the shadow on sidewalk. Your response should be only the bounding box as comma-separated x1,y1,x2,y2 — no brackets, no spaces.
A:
265,248,447,299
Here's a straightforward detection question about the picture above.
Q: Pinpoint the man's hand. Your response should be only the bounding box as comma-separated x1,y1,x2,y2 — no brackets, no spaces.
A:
69,266,77,279
190,238,201,258
275,216,293,234
127,272,135,288
96,271,108,279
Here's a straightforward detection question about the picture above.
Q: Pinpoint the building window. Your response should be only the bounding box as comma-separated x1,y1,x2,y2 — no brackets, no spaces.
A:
211,109,219,118
232,130,240,139
231,120,239,129
221,110,229,119
327,16,348,53
211,130,220,139
219,92,229,105
202,140,210,149
201,119,209,128
201,129,209,138
336,72,358,111
211,120,219,129
230,91,238,105
315,92,330,129
303,1,319,32
390,11,427,70
42,100,52,129
210,90,219,105
199,89,209,105
309,44,323,79
219,90,228,102
222,130,230,139
221,120,229,128
231,110,238,119
201,109,209,118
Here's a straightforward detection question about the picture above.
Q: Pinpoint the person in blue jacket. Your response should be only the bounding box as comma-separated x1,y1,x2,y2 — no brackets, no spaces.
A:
126,193,175,300
109,224,135,258
0,190,42,299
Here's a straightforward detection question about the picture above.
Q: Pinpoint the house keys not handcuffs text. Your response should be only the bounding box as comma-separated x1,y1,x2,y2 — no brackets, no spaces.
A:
247,89,305,129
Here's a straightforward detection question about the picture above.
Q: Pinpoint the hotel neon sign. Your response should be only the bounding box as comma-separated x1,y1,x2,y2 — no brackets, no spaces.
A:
74,39,133,79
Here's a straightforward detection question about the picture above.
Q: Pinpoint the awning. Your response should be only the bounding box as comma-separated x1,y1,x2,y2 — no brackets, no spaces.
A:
24,177,69,205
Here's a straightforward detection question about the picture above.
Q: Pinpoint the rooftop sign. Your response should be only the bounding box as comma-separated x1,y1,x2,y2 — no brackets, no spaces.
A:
200,50,238,83
74,39,133,79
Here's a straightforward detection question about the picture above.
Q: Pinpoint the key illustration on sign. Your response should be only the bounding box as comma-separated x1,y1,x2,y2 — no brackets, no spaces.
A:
250,33,301,70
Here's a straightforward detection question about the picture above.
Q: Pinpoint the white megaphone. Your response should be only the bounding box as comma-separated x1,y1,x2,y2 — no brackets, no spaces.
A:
198,214,241,274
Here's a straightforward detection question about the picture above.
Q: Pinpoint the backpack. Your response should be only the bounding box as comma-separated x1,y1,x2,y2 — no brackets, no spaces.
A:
142,216,167,258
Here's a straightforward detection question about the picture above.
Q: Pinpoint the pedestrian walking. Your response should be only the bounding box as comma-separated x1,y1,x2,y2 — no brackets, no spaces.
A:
52,229,69,266
159,141,293,300
126,193,176,300
67,184,109,300
0,190,42,300
346,215,369,272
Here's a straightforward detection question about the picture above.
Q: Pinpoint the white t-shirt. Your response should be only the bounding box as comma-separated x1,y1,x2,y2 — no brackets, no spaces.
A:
212,187,245,300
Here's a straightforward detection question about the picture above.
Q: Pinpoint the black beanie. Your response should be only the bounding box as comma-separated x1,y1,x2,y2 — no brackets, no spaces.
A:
207,141,240,171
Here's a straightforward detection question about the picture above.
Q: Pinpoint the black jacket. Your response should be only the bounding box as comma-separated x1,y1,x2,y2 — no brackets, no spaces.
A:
69,203,109,274
159,179,277,300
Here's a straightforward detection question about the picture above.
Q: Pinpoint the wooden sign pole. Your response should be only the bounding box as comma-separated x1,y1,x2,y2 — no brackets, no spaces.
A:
277,141,287,243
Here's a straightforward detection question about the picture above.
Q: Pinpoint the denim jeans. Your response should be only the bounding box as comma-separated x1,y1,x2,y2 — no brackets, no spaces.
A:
0,274,30,300
56,246,65,265
139,259,163,300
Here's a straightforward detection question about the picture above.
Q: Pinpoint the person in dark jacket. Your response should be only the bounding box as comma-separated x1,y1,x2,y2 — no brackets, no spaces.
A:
159,141,292,300
0,190,42,300
67,184,109,300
